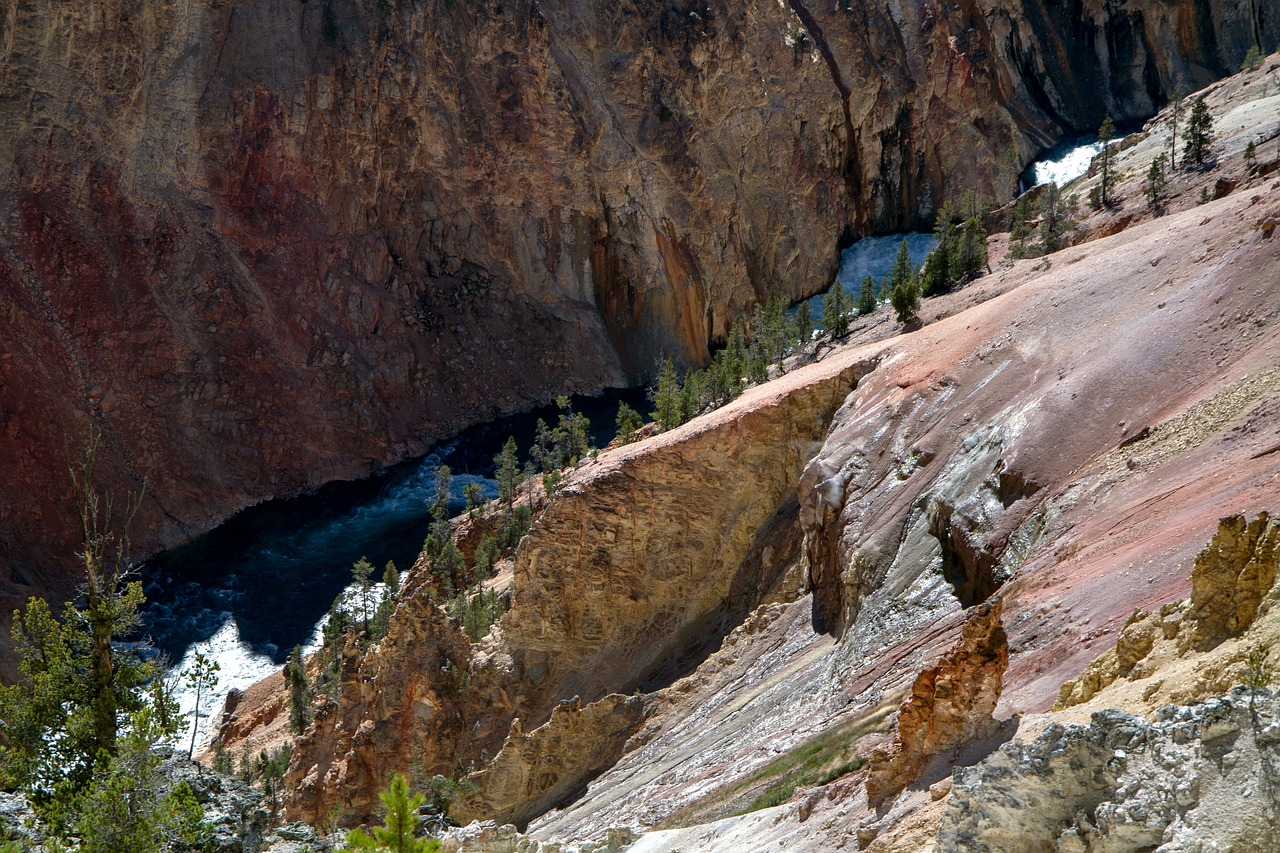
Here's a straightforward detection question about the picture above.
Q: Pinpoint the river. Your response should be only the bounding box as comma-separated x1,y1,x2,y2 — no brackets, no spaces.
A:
138,386,648,747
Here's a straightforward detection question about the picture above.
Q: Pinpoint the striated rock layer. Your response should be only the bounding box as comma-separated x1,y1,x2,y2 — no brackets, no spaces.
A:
280,348,877,824
0,0,1271,610
226,56,1280,849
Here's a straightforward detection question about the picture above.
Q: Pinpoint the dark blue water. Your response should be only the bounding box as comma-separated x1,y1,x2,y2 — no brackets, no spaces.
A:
138,386,650,672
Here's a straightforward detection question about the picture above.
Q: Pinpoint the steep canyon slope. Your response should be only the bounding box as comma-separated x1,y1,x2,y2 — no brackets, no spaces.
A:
1,0,1271,613
215,59,1280,850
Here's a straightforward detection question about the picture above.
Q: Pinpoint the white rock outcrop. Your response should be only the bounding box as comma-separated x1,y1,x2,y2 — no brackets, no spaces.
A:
940,688,1280,852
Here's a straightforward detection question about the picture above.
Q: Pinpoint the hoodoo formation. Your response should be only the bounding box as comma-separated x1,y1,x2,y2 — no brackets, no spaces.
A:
1,0,1280,851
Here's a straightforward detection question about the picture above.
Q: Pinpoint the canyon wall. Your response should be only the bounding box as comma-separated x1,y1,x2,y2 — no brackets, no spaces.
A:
0,0,1271,621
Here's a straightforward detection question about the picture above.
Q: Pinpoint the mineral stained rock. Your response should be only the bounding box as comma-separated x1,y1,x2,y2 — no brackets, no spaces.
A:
1,0,1272,615
1058,513,1280,709
940,690,1280,852
865,599,1008,806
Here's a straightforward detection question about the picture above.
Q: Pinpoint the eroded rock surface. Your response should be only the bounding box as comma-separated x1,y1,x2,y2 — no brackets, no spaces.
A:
865,600,1008,806
279,349,876,824
1,0,1272,616
454,695,645,830
1058,513,1280,709
941,690,1280,852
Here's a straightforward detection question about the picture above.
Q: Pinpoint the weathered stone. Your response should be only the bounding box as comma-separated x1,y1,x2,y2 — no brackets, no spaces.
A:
940,690,1280,852
1186,512,1280,650
864,599,1008,805
454,695,646,830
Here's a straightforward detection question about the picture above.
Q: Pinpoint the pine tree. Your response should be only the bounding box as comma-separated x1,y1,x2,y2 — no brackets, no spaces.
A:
1144,153,1167,209
343,773,440,853
494,438,519,515
792,301,813,354
652,359,684,431
431,465,452,520
890,277,921,326
921,202,954,295
888,238,914,296
1098,116,1116,206
352,557,376,633
285,645,312,734
1010,193,1034,258
823,280,849,337
461,481,483,517
184,652,220,759
1168,91,1183,169
1183,96,1213,166
0,441,167,802
1038,182,1074,253
614,401,643,444
854,274,875,315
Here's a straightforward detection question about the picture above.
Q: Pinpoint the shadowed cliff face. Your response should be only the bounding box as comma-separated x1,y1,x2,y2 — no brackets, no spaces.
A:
0,0,1270,614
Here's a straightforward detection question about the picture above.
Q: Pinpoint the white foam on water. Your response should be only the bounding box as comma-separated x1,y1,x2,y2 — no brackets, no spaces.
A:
1029,140,1103,187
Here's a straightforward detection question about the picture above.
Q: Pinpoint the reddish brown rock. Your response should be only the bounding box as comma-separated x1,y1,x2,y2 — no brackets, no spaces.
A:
864,600,1008,806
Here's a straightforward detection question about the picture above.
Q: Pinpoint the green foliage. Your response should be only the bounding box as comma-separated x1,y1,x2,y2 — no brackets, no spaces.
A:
494,438,520,513
72,708,211,853
342,773,440,853
705,323,747,405
854,275,875,315
183,652,220,760
352,556,377,633
1246,645,1273,690
920,203,953,296
951,216,987,284
652,358,684,432
541,468,561,498
1244,140,1257,164
1098,115,1116,207
680,367,706,422
750,297,790,374
890,278,921,326
370,561,400,640
1010,193,1035,259
792,300,813,354
285,645,312,735
1241,43,1263,71
1144,153,1167,209
532,398,592,473
822,280,850,337
0,443,165,804
1038,182,1074,253
448,586,507,643
471,536,498,582
0,443,212,848
614,402,644,444
497,504,532,553
888,239,921,325
1168,90,1184,169
253,743,293,821
461,482,483,517
423,775,478,823
732,712,887,817
1182,96,1213,166
211,739,234,777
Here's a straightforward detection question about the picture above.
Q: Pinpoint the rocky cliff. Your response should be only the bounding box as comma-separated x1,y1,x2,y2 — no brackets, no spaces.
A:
1,0,1272,611
215,57,1280,848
